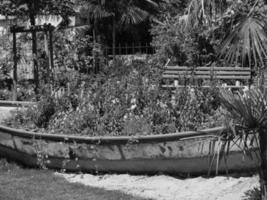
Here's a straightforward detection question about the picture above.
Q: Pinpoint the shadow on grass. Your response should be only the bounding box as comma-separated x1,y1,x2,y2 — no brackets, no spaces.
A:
0,159,153,200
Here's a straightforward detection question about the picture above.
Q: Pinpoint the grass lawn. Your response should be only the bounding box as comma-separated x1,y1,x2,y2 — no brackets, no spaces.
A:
0,159,152,200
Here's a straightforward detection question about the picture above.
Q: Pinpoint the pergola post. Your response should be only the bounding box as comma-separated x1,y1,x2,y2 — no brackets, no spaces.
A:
32,29,39,96
10,24,55,98
12,31,17,101
48,26,54,70
263,67,267,93
44,30,50,76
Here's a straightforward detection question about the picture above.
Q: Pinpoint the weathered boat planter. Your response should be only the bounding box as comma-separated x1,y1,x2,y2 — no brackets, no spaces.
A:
0,125,260,175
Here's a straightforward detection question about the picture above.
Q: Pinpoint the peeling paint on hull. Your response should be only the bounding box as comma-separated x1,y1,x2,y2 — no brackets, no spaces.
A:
0,125,260,175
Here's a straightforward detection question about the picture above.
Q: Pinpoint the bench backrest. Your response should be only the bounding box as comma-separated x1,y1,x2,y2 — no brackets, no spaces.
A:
162,66,251,88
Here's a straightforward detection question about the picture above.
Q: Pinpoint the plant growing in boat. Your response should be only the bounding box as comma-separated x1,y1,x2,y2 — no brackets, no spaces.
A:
219,88,267,199
243,187,261,200
3,60,224,135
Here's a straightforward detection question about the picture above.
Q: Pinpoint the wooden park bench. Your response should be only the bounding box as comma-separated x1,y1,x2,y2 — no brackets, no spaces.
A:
162,66,252,89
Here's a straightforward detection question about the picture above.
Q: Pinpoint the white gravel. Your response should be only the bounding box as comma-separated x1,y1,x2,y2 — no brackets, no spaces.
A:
57,173,259,200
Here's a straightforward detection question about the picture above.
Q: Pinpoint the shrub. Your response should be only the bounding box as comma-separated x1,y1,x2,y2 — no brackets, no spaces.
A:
169,86,222,131
5,59,224,136
150,14,216,66
46,64,222,135
243,187,261,200
3,97,55,129
33,96,56,128
3,108,33,129
0,89,12,100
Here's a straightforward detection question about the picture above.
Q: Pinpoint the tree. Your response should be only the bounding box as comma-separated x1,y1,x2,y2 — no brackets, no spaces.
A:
79,0,161,59
0,0,75,95
219,88,267,199
183,1,267,197
151,0,267,76
183,0,267,68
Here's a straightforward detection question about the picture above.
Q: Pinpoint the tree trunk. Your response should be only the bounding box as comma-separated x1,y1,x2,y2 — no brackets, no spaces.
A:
112,15,116,61
29,7,39,97
259,128,267,200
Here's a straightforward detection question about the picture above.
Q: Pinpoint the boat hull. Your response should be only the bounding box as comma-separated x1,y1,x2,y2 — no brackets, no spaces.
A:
0,126,260,175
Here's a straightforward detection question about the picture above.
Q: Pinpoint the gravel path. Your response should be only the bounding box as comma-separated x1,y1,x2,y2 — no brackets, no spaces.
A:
58,173,259,200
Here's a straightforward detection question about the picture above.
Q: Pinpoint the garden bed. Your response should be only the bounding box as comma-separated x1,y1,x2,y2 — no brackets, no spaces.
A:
1,61,226,137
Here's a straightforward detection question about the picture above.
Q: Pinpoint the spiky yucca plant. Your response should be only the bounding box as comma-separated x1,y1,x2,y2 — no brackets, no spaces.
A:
219,88,267,199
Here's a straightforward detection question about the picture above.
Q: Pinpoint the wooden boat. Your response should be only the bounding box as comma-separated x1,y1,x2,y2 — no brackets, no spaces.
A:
0,125,260,175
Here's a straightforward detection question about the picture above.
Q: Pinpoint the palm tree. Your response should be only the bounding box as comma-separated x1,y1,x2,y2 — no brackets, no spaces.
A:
182,0,267,69
80,0,160,59
219,88,267,199
219,0,267,68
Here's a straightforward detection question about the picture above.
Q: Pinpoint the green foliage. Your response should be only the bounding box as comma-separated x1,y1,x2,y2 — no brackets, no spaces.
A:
150,14,216,66
0,32,12,79
219,88,267,130
53,31,107,76
79,0,160,24
47,59,166,135
0,32,13,99
172,87,221,131
16,83,35,101
151,0,267,69
0,89,12,100
0,0,75,22
33,96,56,128
243,187,261,200
79,0,161,59
219,0,267,67
158,0,187,17
6,59,224,136
3,107,35,130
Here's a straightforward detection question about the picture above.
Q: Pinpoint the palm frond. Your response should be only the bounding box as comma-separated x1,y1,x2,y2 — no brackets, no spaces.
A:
120,6,149,25
56,24,91,36
219,16,267,67
81,3,112,19
219,88,267,130
143,0,159,7
184,0,227,29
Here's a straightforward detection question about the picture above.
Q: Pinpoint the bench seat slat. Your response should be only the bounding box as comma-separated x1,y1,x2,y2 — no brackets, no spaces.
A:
196,67,250,71
165,66,251,71
162,75,251,79
162,65,252,89
194,71,251,75
163,71,251,75
162,85,247,89
196,75,251,79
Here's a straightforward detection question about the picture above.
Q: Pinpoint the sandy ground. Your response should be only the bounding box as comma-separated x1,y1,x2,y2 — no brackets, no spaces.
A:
57,173,259,200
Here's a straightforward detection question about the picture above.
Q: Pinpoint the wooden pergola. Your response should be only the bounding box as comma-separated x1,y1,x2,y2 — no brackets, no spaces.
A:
10,23,55,100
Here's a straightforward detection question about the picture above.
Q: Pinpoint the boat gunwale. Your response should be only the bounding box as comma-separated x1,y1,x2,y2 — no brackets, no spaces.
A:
0,100,35,107
0,125,226,144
